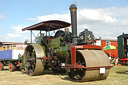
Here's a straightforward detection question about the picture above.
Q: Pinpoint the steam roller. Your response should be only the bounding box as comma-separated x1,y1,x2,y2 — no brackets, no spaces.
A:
21,4,112,82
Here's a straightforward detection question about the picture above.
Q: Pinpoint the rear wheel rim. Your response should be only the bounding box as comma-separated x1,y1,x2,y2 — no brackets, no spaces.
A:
24,44,45,76
25,48,36,75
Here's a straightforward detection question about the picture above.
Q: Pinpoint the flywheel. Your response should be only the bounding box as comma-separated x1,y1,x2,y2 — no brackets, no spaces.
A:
24,44,45,76
68,50,111,81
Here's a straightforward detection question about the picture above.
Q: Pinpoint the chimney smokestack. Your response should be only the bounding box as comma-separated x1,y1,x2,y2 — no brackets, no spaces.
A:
69,4,77,45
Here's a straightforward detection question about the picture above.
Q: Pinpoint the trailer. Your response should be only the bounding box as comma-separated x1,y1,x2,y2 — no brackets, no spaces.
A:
0,45,26,71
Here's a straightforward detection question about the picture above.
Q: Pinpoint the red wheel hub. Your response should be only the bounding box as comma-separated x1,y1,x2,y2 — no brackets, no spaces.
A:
0,63,1,69
9,63,12,70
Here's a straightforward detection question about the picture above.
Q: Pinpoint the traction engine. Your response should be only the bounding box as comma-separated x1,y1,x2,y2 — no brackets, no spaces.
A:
21,4,112,81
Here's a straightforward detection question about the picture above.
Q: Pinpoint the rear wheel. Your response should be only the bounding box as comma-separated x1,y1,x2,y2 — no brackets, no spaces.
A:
24,44,45,76
9,62,16,72
0,62,4,70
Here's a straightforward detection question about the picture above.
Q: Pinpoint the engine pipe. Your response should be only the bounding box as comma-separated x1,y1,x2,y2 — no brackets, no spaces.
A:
69,4,78,45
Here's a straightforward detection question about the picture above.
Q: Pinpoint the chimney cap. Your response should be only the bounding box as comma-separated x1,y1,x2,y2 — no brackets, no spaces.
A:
69,4,77,10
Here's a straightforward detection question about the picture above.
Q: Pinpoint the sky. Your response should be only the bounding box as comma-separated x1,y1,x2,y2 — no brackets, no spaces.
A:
0,0,128,43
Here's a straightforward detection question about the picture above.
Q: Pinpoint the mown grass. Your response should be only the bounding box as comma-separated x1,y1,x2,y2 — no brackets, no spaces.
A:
0,66,128,85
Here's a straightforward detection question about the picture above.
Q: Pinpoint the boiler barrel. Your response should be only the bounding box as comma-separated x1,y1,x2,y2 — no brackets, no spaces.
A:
54,46,69,58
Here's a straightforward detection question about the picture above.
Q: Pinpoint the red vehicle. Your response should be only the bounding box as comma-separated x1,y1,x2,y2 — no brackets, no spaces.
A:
95,39,118,58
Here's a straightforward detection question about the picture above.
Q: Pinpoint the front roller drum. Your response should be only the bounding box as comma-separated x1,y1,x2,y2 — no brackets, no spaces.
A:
24,44,45,76
68,50,111,82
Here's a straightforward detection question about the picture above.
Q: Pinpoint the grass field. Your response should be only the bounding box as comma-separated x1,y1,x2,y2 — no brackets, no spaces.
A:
0,66,128,85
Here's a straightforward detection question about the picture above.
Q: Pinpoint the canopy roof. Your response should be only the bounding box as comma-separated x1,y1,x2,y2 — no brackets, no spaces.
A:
22,20,71,31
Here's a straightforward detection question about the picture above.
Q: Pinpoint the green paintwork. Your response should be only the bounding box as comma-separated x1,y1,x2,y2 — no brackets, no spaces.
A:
36,36,46,55
21,55,24,68
36,36,42,45
32,35,69,59
50,37,60,49
117,34,128,59
40,45,46,62
54,46,69,58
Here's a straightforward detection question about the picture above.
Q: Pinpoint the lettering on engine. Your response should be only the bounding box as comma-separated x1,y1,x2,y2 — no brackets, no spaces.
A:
75,46,83,48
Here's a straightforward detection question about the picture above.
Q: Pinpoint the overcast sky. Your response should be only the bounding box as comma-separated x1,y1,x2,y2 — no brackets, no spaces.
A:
0,0,128,42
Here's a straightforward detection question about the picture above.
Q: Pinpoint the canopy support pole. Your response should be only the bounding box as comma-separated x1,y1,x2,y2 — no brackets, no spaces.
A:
31,30,32,43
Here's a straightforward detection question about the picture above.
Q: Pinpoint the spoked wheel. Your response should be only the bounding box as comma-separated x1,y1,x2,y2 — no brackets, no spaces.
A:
0,62,4,70
9,62,16,72
24,44,45,76
68,51,86,81
68,50,111,82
